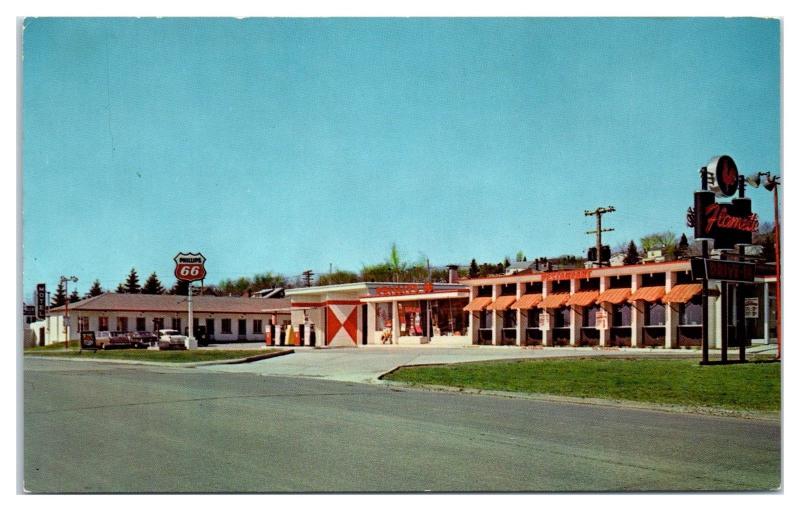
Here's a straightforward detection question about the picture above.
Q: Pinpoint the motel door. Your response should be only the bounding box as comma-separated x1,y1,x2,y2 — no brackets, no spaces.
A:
238,319,247,340
206,318,215,341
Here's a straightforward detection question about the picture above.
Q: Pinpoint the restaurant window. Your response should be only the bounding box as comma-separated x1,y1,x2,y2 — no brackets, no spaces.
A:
98,316,109,331
431,298,468,336
78,316,89,332
153,317,164,331
679,296,702,326
399,301,423,336
136,317,146,331
583,305,600,327
253,319,263,334
554,306,570,328
221,319,232,334
376,303,392,330
612,303,632,327
645,303,665,326
116,317,128,332
172,317,182,332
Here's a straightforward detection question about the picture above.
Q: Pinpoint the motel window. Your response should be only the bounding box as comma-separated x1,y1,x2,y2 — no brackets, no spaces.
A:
136,317,146,331
153,318,164,331
645,303,665,326
479,310,493,329
502,310,517,329
525,282,543,294
172,317,182,332
555,307,570,328
613,304,632,327
253,319,263,334
527,311,540,328
98,317,109,331
680,296,703,326
583,305,600,327
221,319,232,334
116,317,128,332
78,316,89,332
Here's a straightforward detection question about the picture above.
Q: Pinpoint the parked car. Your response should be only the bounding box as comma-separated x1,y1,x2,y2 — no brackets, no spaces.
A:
130,331,158,349
96,331,133,350
157,329,188,350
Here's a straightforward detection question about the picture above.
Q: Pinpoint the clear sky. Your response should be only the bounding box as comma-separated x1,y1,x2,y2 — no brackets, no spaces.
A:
22,17,781,296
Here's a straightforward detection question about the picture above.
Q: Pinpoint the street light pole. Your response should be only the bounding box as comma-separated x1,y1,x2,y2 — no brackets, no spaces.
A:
769,178,781,360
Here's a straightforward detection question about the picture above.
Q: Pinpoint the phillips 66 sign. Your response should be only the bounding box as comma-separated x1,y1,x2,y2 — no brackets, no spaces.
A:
174,252,207,282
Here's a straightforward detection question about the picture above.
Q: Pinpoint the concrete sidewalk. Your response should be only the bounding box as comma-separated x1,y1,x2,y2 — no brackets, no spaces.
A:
202,345,715,383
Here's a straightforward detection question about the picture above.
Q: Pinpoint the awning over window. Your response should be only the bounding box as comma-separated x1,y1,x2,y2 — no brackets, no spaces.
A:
566,290,600,307
511,294,543,310
538,293,570,309
596,288,631,304
663,284,703,304
463,296,493,312
486,295,518,311
628,286,665,303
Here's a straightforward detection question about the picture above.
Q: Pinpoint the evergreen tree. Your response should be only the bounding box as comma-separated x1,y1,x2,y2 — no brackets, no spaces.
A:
624,240,640,265
170,279,190,296
85,279,103,298
124,268,141,294
468,259,479,278
503,257,511,268
51,281,67,307
142,272,166,294
115,282,126,293
69,289,80,303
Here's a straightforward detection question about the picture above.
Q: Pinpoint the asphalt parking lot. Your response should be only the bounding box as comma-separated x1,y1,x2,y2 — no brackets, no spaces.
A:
202,344,706,383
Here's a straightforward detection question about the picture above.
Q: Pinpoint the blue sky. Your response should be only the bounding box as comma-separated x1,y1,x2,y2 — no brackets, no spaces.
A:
22,17,780,296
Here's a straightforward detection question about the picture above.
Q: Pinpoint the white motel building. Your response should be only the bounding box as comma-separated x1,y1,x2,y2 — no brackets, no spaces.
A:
32,293,290,347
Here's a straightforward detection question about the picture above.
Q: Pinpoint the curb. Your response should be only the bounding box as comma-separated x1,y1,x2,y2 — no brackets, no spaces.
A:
24,349,294,368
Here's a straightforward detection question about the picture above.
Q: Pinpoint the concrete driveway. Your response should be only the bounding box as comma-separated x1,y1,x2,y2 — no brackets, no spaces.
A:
203,345,703,383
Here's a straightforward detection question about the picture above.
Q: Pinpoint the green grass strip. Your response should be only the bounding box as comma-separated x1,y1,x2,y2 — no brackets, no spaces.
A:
385,357,781,411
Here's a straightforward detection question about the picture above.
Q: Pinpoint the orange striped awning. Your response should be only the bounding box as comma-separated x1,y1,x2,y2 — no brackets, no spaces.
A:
628,286,665,303
511,294,543,310
538,293,570,309
486,295,518,311
663,284,703,304
596,288,631,304
566,290,600,307
463,296,493,312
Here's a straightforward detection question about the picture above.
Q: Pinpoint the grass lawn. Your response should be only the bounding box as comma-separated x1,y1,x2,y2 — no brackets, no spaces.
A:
384,357,781,412
24,342,279,363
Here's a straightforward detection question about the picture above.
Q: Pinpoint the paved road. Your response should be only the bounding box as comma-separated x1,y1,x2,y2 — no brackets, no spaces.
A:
203,345,704,383
23,358,780,493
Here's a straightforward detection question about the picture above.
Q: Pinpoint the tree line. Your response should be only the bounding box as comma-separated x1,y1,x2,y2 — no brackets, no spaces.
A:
49,226,779,306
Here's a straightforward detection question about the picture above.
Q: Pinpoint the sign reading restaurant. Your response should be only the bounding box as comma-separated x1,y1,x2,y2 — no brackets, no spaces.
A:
541,269,594,282
374,283,435,296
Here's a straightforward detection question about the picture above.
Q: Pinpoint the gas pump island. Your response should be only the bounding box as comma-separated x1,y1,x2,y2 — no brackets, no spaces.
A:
174,252,208,350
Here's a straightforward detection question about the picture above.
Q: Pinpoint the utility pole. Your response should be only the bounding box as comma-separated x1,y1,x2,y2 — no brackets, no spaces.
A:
584,206,616,267
302,270,314,287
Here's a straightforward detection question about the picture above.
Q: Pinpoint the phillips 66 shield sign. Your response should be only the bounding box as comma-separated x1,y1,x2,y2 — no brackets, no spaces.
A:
174,252,207,282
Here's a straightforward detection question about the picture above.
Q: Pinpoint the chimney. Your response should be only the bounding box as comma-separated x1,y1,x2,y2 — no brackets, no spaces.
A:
446,264,460,284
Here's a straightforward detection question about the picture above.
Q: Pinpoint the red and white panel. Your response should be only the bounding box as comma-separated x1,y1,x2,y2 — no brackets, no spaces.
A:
326,304,358,346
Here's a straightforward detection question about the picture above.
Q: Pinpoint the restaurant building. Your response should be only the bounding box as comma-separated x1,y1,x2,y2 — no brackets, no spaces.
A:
34,293,290,346
282,282,468,347
460,260,777,349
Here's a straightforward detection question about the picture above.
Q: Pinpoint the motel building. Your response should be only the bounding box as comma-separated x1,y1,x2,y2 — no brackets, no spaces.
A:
31,293,290,347
281,260,776,349
460,260,777,349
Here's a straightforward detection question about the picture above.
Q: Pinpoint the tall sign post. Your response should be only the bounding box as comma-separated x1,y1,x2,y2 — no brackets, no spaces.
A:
174,253,207,350
688,155,759,365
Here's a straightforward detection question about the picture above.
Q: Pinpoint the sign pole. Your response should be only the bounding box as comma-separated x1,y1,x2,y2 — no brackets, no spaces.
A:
700,168,710,365
188,282,194,348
